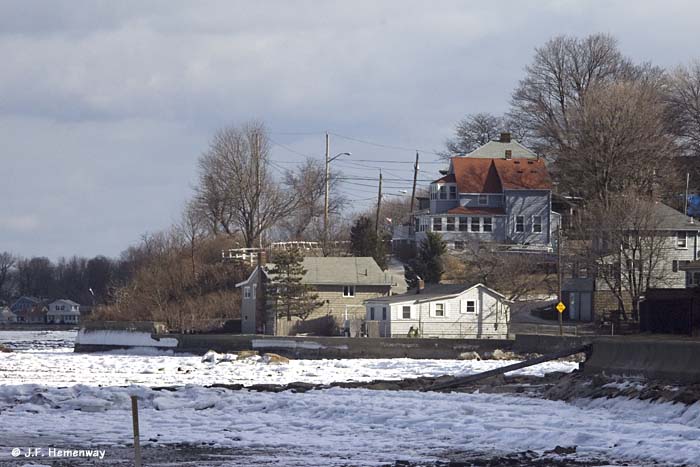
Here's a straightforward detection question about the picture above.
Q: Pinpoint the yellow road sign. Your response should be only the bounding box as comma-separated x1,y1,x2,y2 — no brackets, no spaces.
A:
556,302,566,313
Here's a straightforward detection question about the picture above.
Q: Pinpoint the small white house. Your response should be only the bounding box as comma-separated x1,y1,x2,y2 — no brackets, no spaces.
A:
0,307,17,324
364,283,511,339
47,299,81,325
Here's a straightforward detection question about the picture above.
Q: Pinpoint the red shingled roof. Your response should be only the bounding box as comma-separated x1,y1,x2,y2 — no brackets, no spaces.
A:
493,159,552,190
436,158,551,192
449,158,502,193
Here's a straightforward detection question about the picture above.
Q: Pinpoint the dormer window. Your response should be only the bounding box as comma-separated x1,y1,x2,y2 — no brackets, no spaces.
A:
439,185,447,200
449,186,457,199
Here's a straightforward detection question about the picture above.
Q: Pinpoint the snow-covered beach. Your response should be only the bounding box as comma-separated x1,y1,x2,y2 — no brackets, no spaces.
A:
1,330,699,466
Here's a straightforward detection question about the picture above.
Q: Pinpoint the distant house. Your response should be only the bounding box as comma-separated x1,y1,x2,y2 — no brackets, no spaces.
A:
563,202,700,322
10,296,41,315
364,283,511,339
394,134,558,252
47,299,81,325
0,307,17,324
236,256,395,335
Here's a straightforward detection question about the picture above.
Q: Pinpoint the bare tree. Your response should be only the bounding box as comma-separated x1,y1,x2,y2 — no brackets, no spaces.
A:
442,113,528,158
573,195,680,321
454,242,555,301
510,34,641,156
279,157,345,240
0,252,16,300
177,200,207,278
555,80,678,206
195,121,295,247
667,60,700,158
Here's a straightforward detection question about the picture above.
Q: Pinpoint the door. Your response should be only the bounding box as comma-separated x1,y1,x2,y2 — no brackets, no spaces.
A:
579,292,592,322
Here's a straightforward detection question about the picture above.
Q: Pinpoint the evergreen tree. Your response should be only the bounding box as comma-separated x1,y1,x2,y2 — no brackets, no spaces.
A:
350,216,387,269
404,232,446,287
267,248,322,321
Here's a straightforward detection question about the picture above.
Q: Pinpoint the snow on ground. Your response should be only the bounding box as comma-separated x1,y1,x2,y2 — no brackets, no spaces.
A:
2,331,698,466
0,329,77,352
0,384,699,466
0,330,577,388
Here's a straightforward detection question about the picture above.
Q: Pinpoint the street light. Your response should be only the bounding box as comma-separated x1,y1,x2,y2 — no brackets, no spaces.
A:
323,132,351,250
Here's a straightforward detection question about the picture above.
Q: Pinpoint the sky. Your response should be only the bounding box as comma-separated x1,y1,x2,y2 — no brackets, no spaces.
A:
2,0,700,260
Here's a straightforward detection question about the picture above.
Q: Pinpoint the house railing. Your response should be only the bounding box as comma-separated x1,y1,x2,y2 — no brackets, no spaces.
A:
222,241,351,264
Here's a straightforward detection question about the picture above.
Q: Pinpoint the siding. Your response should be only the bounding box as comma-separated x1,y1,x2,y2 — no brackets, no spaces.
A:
460,194,504,208
505,190,550,245
366,286,509,339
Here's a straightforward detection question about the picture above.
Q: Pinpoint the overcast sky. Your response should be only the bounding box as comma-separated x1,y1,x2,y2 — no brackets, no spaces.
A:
2,0,699,260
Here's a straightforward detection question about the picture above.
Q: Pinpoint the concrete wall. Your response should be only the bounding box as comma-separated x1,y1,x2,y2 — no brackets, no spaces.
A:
583,338,700,383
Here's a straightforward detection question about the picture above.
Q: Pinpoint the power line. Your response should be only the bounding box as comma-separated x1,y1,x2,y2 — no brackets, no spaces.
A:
327,131,445,157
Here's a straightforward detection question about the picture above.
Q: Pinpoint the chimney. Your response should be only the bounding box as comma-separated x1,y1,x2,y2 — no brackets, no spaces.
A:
500,132,511,143
416,278,425,294
505,150,512,160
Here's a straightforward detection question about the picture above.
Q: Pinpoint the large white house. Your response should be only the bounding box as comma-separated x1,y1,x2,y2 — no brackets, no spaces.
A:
47,299,81,325
364,283,511,339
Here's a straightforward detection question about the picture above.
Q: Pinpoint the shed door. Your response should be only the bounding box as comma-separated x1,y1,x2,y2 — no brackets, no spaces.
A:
579,292,592,322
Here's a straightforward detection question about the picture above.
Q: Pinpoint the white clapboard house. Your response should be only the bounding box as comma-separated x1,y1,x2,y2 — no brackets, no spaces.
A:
364,283,511,339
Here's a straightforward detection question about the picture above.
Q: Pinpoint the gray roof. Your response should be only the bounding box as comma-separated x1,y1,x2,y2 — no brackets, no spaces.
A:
365,283,501,305
265,257,393,286
648,202,699,231
50,299,80,307
464,139,537,159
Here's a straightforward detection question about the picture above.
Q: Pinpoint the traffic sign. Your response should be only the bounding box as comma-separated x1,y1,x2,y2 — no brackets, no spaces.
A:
556,302,566,313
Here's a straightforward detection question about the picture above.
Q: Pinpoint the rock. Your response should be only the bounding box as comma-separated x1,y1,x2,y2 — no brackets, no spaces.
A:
490,349,518,360
458,351,481,360
545,445,576,455
237,350,259,360
0,344,12,353
262,353,290,364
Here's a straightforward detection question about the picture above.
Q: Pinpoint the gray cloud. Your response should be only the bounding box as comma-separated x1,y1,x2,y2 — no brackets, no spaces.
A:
1,0,699,259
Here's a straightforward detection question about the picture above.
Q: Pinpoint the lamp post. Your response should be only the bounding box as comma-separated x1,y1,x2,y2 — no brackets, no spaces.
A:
323,132,351,251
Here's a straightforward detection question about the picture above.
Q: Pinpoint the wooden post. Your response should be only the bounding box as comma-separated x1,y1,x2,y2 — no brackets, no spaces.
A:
131,395,143,467
557,224,563,336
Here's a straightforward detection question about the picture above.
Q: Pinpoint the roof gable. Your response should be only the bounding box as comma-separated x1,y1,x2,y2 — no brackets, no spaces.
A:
465,139,538,159
449,158,502,193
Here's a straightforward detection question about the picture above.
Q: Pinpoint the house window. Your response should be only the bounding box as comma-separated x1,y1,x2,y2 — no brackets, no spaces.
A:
449,186,457,199
343,285,355,297
454,241,465,250
252,284,257,299
446,217,455,231
459,217,469,232
430,185,437,200
435,303,444,317
532,216,542,233
483,217,492,232
439,185,447,200
465,300,476,313
382,307,387,320
243,287,251,299
402,306,411,319
471,217,480,232
478,195,488,205
370,307,375,320
677,231,688,249
433,217,443,231
515,216,524,232
673,260,690,273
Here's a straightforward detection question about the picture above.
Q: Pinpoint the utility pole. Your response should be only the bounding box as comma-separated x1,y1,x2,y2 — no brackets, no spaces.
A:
323,132,330,252
375,170,383,235
557,223,563,336
685,172,690,216
409,152,419,234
